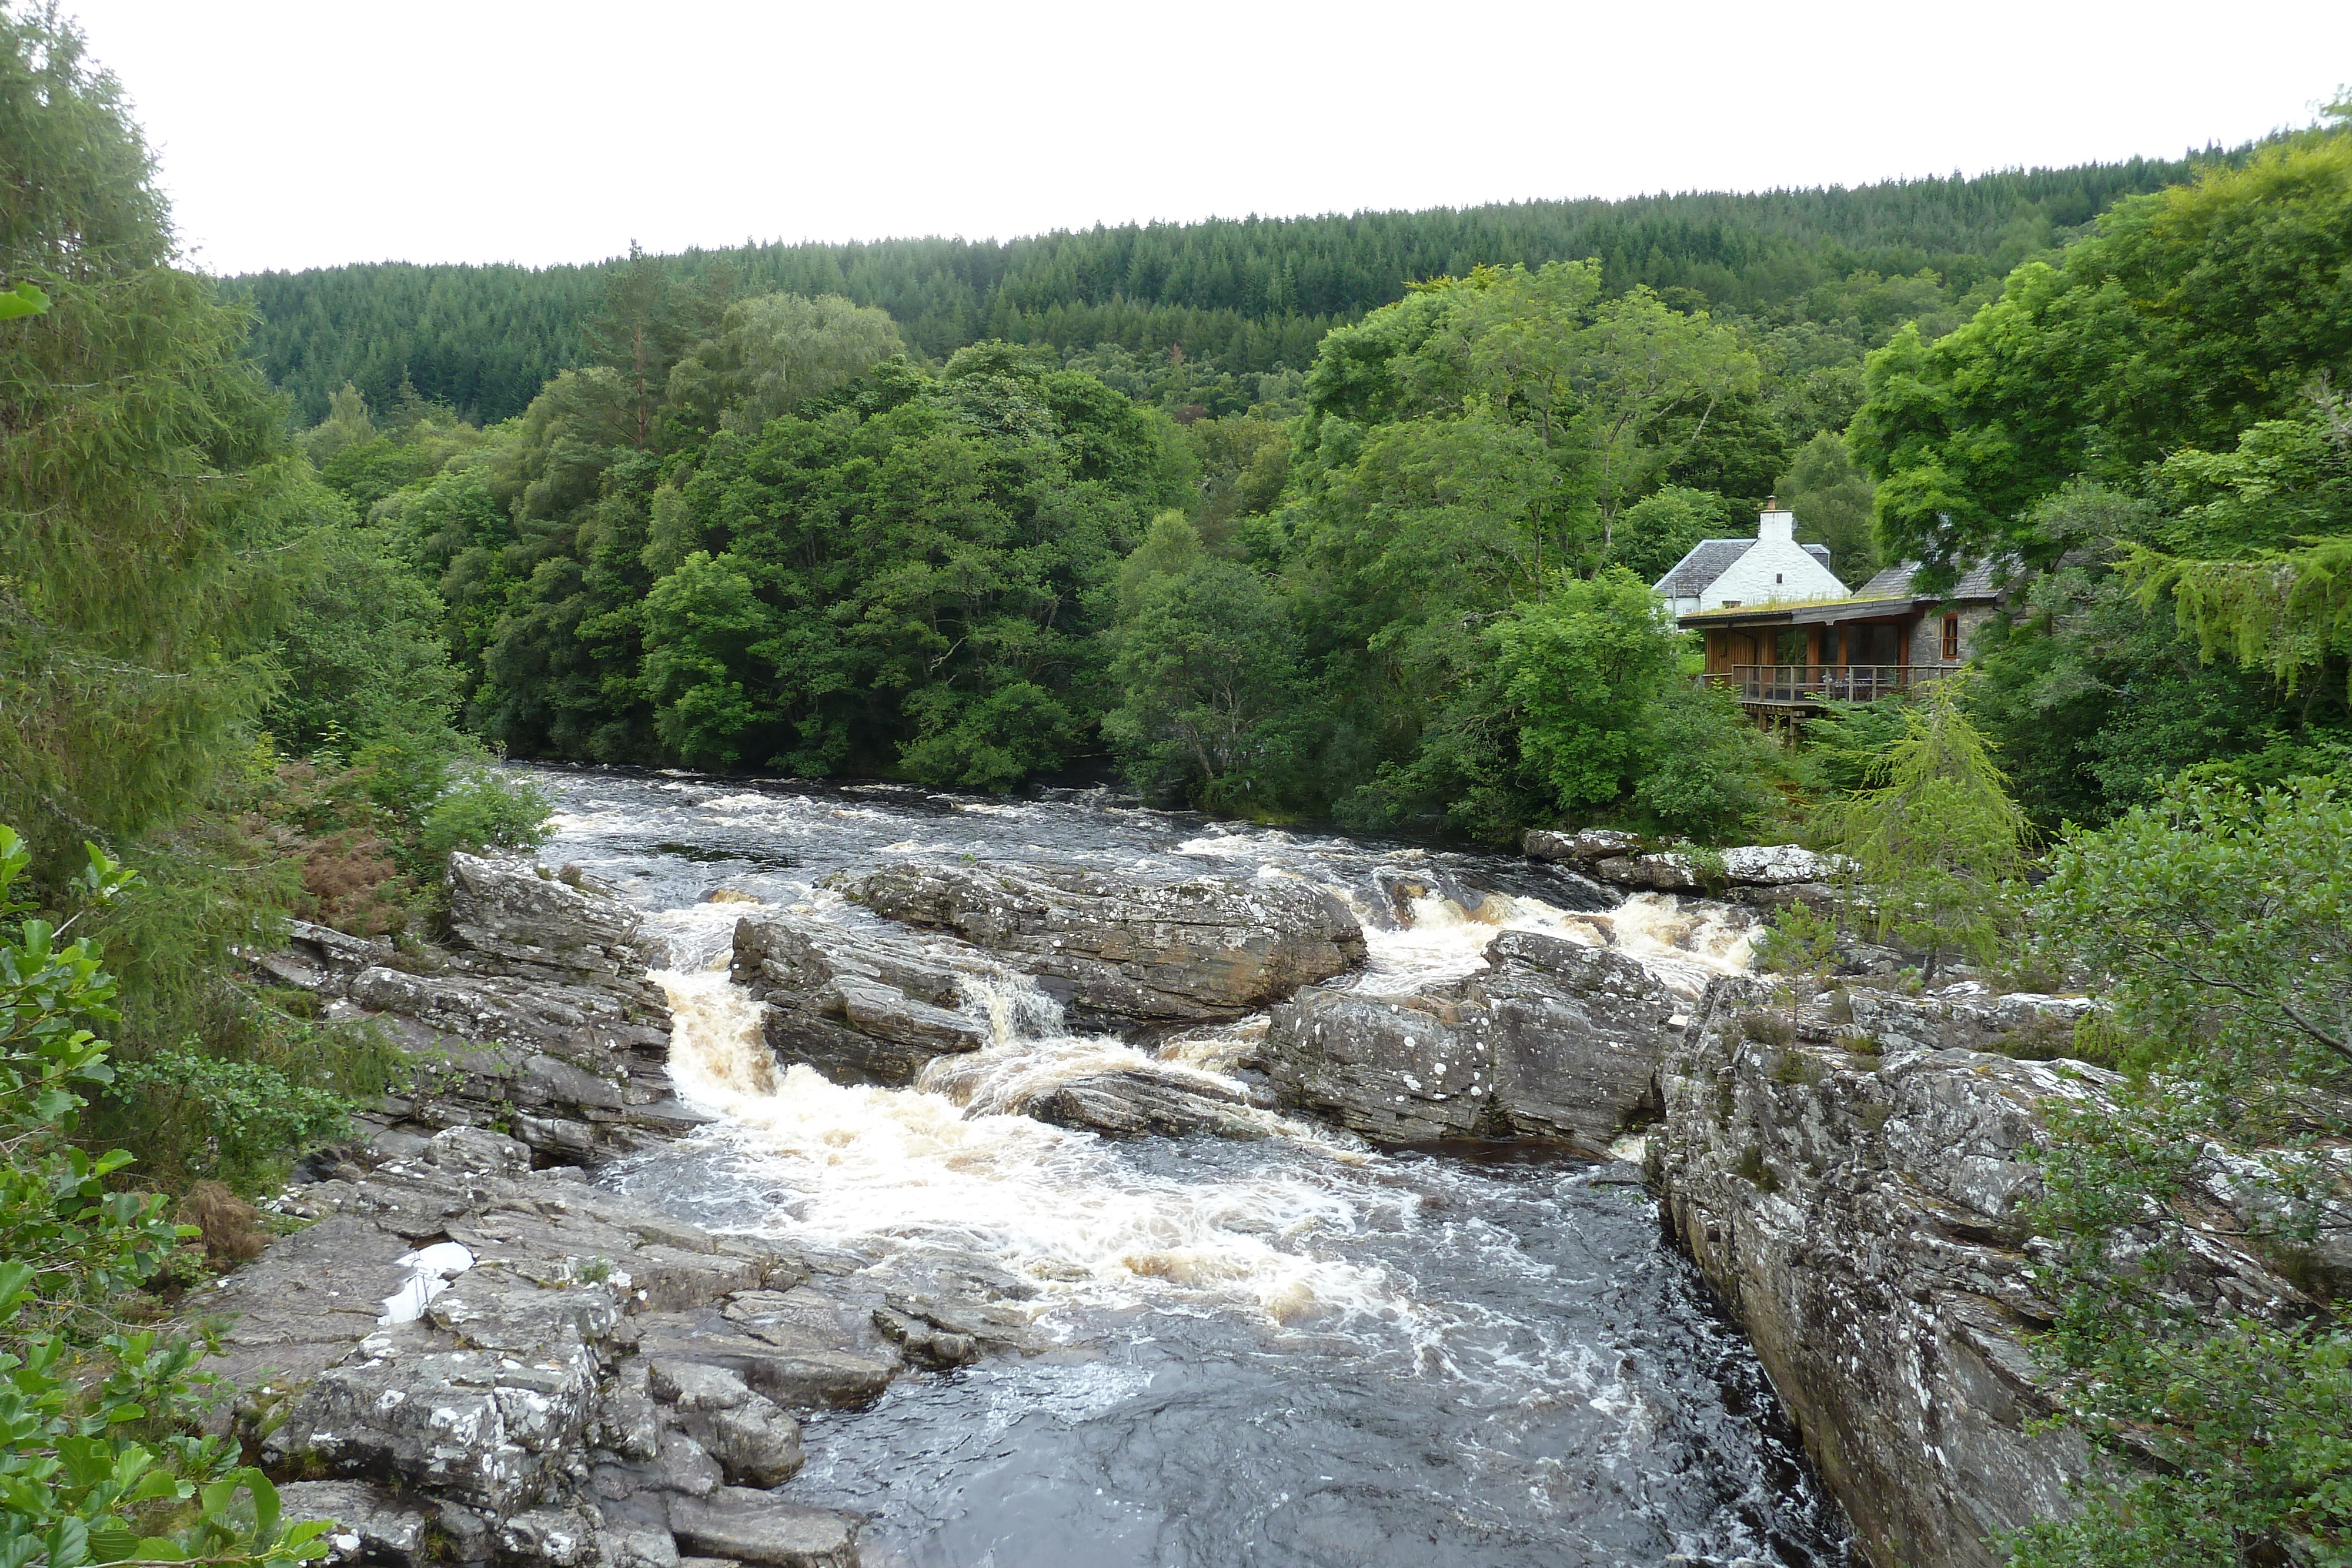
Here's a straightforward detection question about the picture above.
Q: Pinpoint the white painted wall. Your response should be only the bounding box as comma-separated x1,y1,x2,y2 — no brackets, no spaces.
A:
1696,510,1850,611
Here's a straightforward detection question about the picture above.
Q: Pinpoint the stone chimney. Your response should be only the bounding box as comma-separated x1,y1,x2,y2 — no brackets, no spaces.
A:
1758,497,1795,543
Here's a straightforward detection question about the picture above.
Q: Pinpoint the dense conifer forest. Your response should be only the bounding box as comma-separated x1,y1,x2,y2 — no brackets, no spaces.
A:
238,153,2234,426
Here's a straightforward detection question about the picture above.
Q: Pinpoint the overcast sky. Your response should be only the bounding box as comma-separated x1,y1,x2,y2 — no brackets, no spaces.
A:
55,0,2352,278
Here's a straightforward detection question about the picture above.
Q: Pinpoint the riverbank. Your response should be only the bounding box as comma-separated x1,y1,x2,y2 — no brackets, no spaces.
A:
200,766,2307,1568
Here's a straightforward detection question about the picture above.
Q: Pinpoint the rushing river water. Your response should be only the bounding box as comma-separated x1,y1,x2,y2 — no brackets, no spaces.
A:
530,765,1854,1568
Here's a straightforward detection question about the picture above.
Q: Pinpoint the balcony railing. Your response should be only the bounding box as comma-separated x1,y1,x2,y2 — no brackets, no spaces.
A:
1704,663,1957,706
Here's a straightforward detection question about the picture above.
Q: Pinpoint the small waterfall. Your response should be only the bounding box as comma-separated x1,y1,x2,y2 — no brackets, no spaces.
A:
645,965,1401,1332
535,768,1857,1564
1351,885,1755,998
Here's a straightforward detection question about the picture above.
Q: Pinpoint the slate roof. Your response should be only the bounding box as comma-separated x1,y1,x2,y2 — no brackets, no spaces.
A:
1852,557,2008,601
1803,543,1833,570
1652,538,1750,596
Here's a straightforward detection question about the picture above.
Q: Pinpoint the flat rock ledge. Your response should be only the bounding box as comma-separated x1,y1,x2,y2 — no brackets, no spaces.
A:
255,854,709,1164
1264,932,1682,1151
1524,831,1849,910
203,1125,883,1568
831,860,1365,1022
1648,976,2347,1568
216,1125,1062,1568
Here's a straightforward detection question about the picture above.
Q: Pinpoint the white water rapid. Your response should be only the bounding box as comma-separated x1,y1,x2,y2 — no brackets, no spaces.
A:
534,766,1853,1567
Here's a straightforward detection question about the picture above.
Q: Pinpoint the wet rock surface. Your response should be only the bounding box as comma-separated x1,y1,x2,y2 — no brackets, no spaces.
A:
728,910,1014,1086
1647,977,2334,1568
1265,932,1682,1151
833,860,1366,1021
1021,1066,1264,1138
255,855,707,1163
225,1126,920,1567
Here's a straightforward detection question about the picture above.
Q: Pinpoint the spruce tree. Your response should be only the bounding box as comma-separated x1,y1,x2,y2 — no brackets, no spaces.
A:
0,6,307,864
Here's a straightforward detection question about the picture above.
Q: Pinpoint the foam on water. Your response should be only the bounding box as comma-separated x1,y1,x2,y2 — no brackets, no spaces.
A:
529,765,1850,1564
657,968,1403,1332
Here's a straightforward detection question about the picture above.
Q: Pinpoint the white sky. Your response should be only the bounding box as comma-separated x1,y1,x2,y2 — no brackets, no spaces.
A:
56,0,2352,278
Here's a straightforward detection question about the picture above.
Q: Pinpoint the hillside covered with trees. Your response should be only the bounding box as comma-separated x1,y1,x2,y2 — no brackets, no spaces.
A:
238,151,2237,427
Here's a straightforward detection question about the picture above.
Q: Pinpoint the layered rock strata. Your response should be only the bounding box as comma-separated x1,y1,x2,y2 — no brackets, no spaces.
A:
228,1125,887,1568
1648,977,2340,1568
1264,932,1681,1149
255,855,706,1163
728,911,1020,1086
833,861,1365,1021
729,907,1275,1135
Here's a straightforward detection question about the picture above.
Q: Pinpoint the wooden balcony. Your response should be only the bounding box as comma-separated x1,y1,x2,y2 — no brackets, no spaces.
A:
1703,663,1957,707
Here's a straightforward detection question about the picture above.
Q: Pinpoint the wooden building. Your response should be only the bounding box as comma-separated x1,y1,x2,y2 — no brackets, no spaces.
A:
1678,559,2007,714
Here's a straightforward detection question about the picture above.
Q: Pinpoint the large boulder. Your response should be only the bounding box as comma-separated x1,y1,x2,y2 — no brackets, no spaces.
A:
1522,827,1642,864
730,911,1014,1086
833,861,1364,1021
667,1490,860,1568
1648,977,2335,1568
1264,932,1682,1149
1023,1067,1262,1138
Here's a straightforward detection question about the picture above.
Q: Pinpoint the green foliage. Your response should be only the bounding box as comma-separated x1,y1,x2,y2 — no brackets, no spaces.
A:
1337,569,1775,842
1272,265,1782,840
1758,898,1842,983
1853,119,2352,578
106,1047,348,1193
1611,486,1739,583
234,155,2237,425
2125,380,2352,700
1800,697,1916,795
666,290,904,435
0,824,337,1568
1955,480,2350,827
1775,429,1879,586
606,347,1174,781
1826,679,2029,978
2003,771,2352,1567
2035,776,2350,1085
0,9,313,867
263,524,466,757
0,281,47,320
2003,1312,2351,1568
1102,516,1306,810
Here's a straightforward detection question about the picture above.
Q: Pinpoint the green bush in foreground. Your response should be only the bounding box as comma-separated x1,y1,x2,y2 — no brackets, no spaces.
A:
2007,776,2351,1566
0,824,333,1568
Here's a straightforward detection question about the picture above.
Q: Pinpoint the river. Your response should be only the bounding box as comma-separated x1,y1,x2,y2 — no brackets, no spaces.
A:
530,764,1854,1568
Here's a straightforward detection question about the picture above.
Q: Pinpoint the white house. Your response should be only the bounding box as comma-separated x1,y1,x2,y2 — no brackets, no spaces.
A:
1652,503,1847,616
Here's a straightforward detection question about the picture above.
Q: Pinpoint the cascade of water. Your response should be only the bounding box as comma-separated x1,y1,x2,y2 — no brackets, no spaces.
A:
651,967,1394,1331
534,767,1853,1564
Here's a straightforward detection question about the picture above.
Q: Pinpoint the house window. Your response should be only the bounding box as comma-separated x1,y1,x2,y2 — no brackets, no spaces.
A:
1941,613,1960,660
1774,572,1783,584
1721,599,1741,608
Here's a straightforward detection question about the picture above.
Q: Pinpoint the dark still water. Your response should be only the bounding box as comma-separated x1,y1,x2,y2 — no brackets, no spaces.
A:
530,764,1852,1568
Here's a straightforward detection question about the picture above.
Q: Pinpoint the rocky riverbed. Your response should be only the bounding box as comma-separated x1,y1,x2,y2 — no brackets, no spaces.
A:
194,766,2339,1568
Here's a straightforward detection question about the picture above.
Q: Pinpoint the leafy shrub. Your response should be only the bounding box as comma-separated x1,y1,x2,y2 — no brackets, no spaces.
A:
2009,773,2352,1566
416,759,552,863
108,1046,349,1193
0,822,336,1568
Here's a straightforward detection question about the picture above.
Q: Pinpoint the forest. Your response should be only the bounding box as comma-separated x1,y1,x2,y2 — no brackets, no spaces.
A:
238,151,2230,427
2,3,2348,1565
